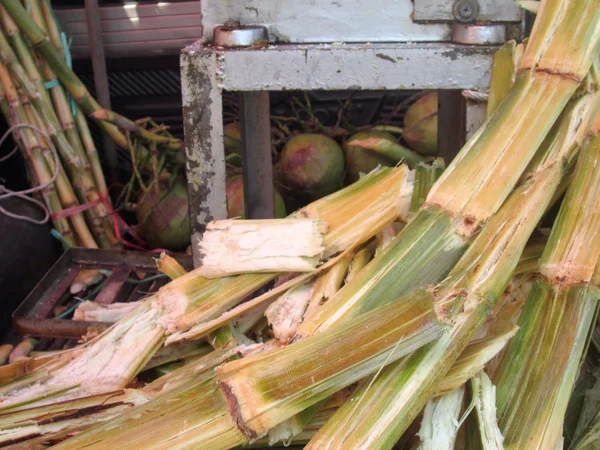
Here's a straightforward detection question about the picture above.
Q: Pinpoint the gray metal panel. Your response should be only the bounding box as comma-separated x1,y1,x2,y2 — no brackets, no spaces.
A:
201,0,451,44
55,2,202,58
205,43,494,91
414,0,522,22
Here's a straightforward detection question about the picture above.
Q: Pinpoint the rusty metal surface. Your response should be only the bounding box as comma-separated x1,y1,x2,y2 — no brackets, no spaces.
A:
12,249,192,340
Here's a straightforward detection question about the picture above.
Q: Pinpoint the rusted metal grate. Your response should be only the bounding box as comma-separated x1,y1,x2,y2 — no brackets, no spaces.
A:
11,248,192,346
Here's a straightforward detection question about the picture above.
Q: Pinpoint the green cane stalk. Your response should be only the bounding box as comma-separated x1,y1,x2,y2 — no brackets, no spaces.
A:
493,111,600,450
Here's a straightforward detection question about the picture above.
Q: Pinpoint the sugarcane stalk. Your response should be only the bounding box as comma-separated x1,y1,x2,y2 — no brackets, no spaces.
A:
91,109,182,150
0,168,407,410
344,134,426,168
39,0,62,55
307,76,600,450
306,35,600,443
0,0,182,159
55,289,443,450
306,138,563,449
37,1,110,199
0,4,53,116
22,98,101,247
38,241,542,448
486,40,520,117
408,157,445,217
166,166,416,344
25,0,115,243
417,385,465,450
0,26,115,247
155,252,187,280
0,63,79,246
492,112,600,449
465,371,505,450
75,105,107,195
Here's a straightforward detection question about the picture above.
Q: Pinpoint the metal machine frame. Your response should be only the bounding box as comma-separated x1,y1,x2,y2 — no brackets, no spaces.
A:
179,0,523,266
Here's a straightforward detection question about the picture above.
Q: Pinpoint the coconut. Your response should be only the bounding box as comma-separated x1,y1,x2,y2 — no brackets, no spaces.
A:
279,133,345,201
223,122,242,156
344,130,399,182
136,179,191,250
403,92,438,156
226,175,287,219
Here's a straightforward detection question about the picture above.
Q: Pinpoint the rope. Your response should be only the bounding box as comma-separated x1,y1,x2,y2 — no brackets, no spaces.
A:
462,90,489,103
0,123,60,224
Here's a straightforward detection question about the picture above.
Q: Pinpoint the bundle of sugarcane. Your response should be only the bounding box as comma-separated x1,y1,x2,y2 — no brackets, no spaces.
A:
2,0,600,448
0,0,183,250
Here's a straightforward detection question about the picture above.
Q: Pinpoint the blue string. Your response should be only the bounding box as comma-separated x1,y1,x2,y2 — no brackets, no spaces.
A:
50,228,73,248
59,32,77,119
43,78,60,89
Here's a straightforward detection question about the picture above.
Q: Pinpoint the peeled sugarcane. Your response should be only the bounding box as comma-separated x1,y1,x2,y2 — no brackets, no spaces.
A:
464,371,505,450
304,3,600,444
7,233,539,448
492,111,600,449
486,40,523,117
416,385,465,450
164,165,415,344
306,152,563,449
55,56,598,450
54,133,566,450
16,1,598,447
0,166,413,414
294,0,599,336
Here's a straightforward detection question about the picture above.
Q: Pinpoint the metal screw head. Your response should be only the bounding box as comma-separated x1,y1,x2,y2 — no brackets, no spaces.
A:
453,0,479,22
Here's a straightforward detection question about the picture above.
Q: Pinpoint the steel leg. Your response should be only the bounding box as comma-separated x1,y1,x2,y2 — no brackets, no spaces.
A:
240,91,275,219
181,50,227,266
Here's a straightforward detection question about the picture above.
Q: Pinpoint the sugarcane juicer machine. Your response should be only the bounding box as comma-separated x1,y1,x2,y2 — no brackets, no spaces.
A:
182,0,524,266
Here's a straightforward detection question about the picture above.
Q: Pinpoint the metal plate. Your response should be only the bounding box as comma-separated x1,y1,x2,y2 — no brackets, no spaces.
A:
414,0,522,22
55,2,202,58
190,43,495,91
12,249,193,339
201,0,450,44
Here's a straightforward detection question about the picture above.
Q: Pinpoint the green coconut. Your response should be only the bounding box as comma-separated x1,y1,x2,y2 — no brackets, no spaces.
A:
226,175,287,219
136,179,191,250
344,130,399,182
403,92,438,156
279,133,345,200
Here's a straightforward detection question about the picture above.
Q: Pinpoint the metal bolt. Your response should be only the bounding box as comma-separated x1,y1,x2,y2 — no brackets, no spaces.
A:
453,0,479,22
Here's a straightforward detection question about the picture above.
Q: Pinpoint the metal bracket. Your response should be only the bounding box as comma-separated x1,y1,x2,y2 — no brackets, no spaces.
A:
414,0,522,22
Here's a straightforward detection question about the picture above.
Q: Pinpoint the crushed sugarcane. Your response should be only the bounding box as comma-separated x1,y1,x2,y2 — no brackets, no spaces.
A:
197,218,327,277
